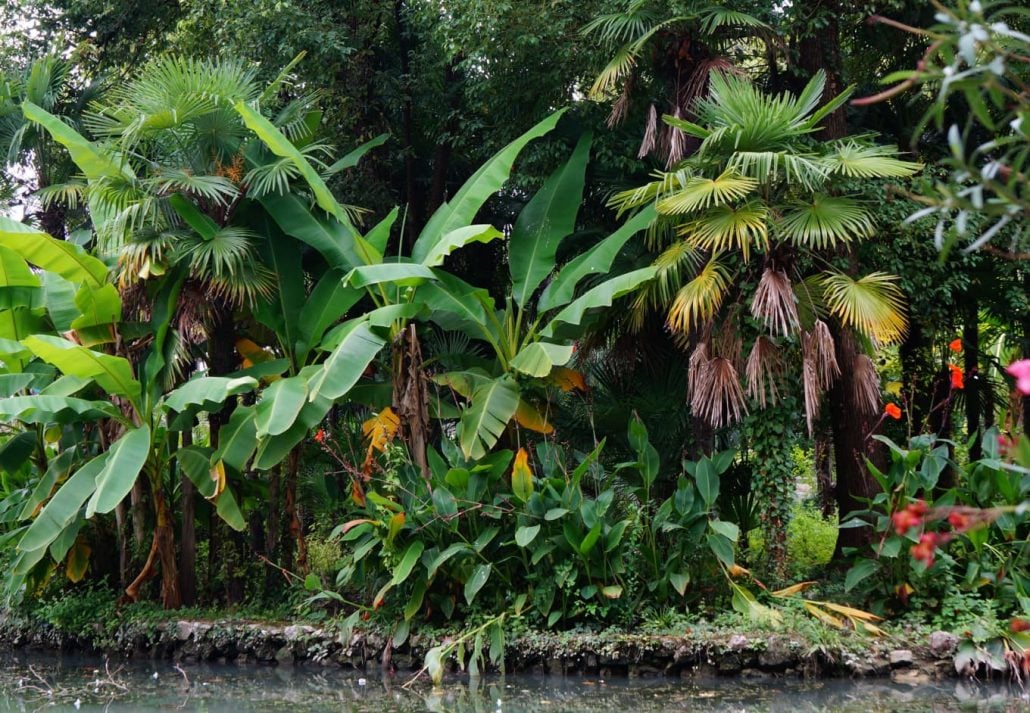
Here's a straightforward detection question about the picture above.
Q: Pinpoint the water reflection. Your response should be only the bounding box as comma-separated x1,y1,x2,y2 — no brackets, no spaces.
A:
0,652,1027,712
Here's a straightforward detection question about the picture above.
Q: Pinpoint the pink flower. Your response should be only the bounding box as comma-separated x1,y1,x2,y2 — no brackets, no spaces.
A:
1008,359,1030,395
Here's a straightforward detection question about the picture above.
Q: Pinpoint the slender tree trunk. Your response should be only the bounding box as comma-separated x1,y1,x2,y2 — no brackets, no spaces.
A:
179,430,197,606
283,447,307,574
814,425,835,518
394,0,423,245
796,0,847,139
115,501,129,588
153,475,182,609
964,298,982,460
392,324,430,477
266,461,281,590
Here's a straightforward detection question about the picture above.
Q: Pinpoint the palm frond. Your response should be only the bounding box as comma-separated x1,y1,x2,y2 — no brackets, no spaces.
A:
682,200,768,260
819,271,908,344
824,141,922,178
148,170,239,205
696,7,769,34
852,353,881,416
691,355,748,429
656,169,756,215
727,151,828,190
751,268,799,336
745,336,782,409
608,168,697,215
638,103,658,157
652,240,702,304
36,180,85,209
779,195,875,249
666,255,730,334
801,320,839,434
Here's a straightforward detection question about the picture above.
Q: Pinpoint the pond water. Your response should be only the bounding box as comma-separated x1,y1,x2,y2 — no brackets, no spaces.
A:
1,653,1027,712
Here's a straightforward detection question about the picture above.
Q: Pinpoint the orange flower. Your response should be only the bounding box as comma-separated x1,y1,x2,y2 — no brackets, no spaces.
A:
884,403,902,420
314,428,327,444
949,338,962,352
948,364,964,390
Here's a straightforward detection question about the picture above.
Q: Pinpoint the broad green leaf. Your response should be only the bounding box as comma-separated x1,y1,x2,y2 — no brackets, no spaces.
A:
255,376,308,437
709,519,739,542
168,194,218,239
0,395,120,424
412,109,566,262
0,245,40,293
464,563,492,605
390,541,425,586
254,213,306,357
459,376,519,460
259,193,356,270
0,430,36,472
86,426,151,516
695,458,719,507
707,533,735,566
0,215,108,287
579,522,602,555
22,101,129,181
22,335,140,404
213,405,258,472
0,373,35,397
163,376,258,414
515,524,541,547
669,572,690,596
41,273,79,333
342,263,436,289
427,543,471,579
419,225,502,268
510,133,590,307
306,320,386,401
538,205,656,311
297,269,361,358
844,558,882,591
540,267,657,337
417,269,492,335
18,452,108,553
69,284,121,345
0,307,44,345
235,101,351,227
509,342,574,378
365,207,397,257
178,445,247,531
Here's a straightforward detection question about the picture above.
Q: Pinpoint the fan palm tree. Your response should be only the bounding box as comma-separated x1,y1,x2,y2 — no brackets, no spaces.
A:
611,69,921,434
583,1,773,165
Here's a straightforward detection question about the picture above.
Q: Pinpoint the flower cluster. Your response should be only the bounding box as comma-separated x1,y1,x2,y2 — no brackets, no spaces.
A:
891,501,1004,568
947,363,964,390
1008,359,1030,396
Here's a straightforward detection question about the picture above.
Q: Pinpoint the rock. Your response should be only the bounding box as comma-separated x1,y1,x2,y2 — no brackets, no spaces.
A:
758,641,794,671
892,668,931,685
728,634,748,649
889,649,914,668
929,631,958,657
275,644,293,664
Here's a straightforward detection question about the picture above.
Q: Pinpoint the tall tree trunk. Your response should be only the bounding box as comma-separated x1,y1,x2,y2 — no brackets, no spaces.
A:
283,446,307,574
178,430,197,606
796,0,847,139
392,324,430,477
394,0,423,245
265,461,281,590
830,331,885,556
899,320,936,428
963,298,982,460
153,474,181,609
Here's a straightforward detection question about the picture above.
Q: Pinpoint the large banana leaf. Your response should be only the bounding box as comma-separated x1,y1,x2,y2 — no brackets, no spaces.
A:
22,335,140,404
325,133,389,175
85,425,151,516
306,320,386,401
69,283,121,346
255,376,308,437
253,212,306,358
509,342,575,378
254,372,333,470
0,395,120,424
18,452,109,553
509,133,590,308
0,308,44,345
0,373,35,397
343,263,436,289
258,193,358,270
296,269,362,361
419,225,503,268
541,267,657,338
416,270,493,336
177,445,247,531
212,405,258,472
412,109,566,263
0,216,108,288
459,376,519,460
163,376,258,414
537,205,655,312
42,273,80,333
235,101,352,228
22,101,129,181
0,245,41,302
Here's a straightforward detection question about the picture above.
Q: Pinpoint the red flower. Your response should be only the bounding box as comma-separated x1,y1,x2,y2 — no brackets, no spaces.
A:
891,500,928,535
949,338,962,353
1011,618,1030,633
911,533,939,566
948,364,964,390
947,511,970,531
884,403,902,420
314,428,327,444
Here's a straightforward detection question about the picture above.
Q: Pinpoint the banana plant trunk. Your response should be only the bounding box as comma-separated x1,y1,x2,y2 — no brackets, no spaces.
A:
392,323,430,478
283,446,307,574
124,468,182,609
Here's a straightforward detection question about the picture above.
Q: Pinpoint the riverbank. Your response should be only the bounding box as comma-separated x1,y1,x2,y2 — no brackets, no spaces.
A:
0,611,963,683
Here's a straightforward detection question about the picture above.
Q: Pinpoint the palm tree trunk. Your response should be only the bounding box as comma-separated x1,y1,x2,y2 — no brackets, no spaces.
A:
283,446,307,573
178,429,197,606
392,324,430,478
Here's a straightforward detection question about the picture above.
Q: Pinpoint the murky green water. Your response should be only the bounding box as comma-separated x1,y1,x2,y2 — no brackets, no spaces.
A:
0,653,1026,712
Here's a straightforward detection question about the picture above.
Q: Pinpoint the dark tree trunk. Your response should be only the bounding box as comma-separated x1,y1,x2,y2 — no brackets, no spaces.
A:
899,320,936,428
283,447,307,574
963,298,982,460
38,202,67,240
265,461,281,590
830,332,886,556
178,430,197,606
394,0,424,245
426,58,462,220
814,425,835,518
796,0,847,139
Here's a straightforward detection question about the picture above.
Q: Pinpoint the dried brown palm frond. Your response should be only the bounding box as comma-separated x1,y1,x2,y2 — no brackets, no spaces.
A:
801,320,840,434
691,356,747,428
712,325,743,373
687,341,710,401
638,103,658,157
665,105,687,167
681,57,737,111
745,336,782,409
751,268,800,337
851,353,881,415
608,75,634,129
